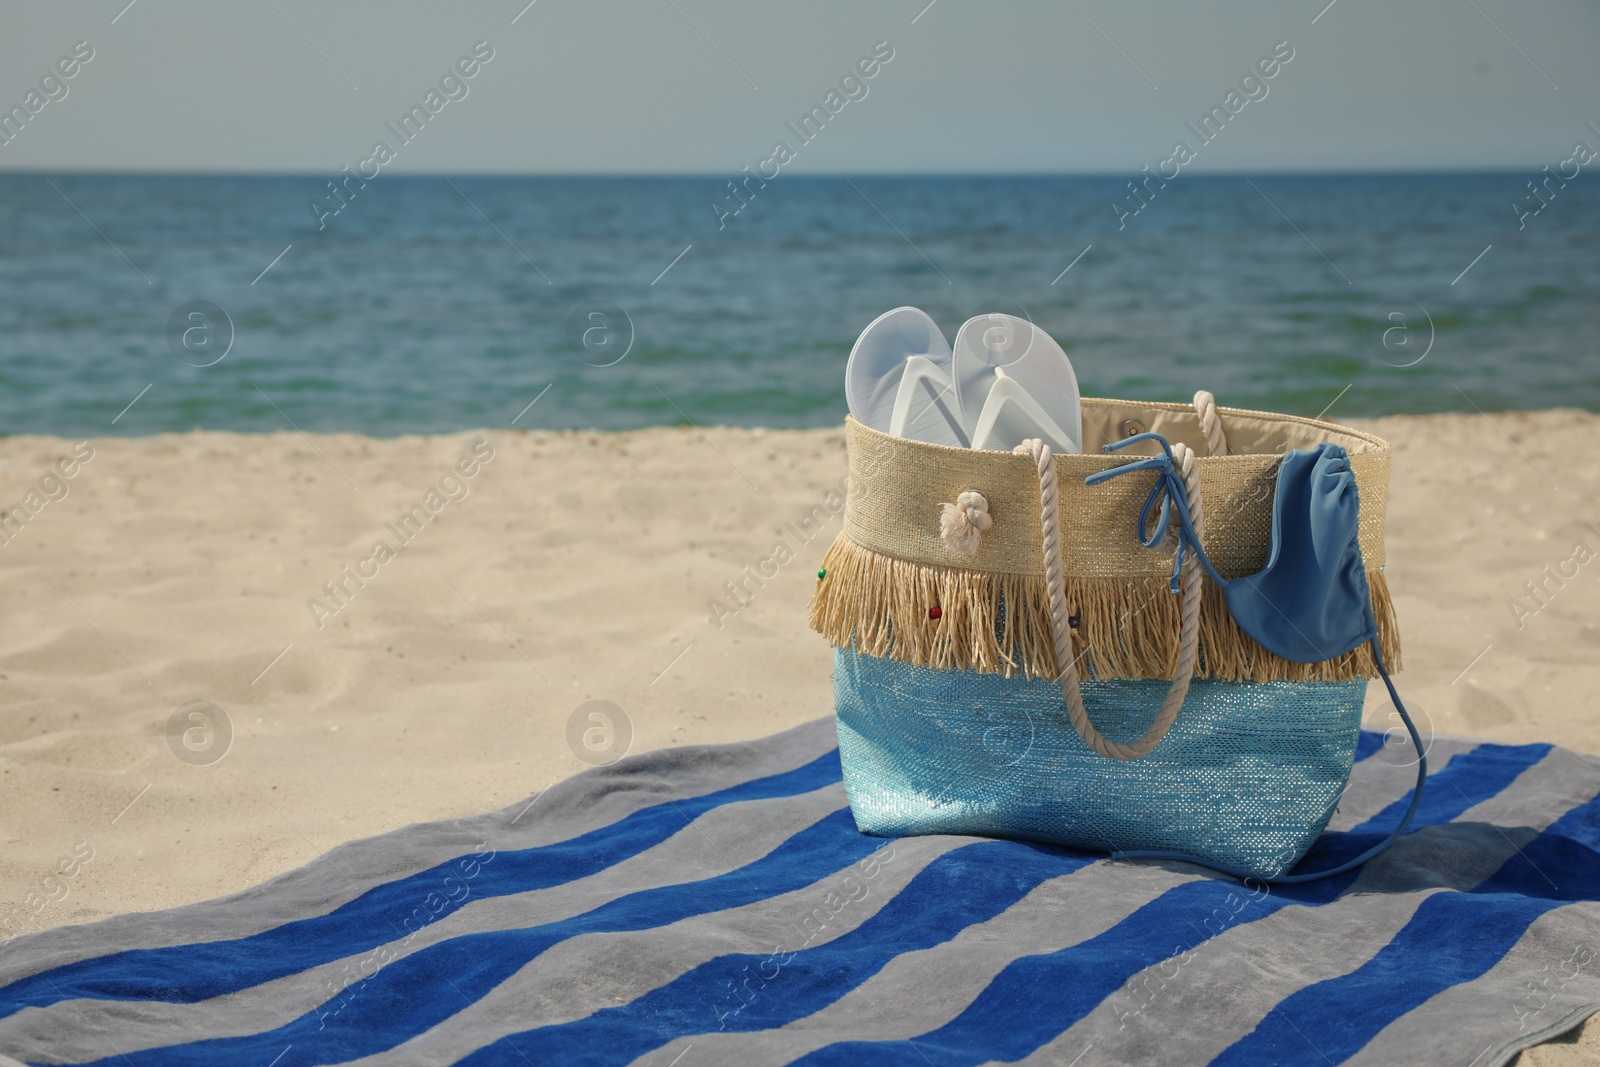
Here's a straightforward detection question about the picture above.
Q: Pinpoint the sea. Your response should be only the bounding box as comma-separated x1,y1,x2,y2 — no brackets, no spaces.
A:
0,172,1595,437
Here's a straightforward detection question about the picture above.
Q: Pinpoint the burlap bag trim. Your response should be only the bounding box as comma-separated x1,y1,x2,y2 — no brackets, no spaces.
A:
807,403,1401,683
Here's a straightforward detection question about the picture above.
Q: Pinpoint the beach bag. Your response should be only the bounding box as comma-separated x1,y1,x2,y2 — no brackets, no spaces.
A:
808,393,1425,882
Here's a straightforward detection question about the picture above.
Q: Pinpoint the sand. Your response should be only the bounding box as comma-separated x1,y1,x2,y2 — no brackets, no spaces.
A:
1,409,1597,1061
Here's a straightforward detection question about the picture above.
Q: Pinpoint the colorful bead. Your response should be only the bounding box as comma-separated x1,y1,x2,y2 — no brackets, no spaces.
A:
817,568,827,579
1068,614,1079,629
929,606,942,620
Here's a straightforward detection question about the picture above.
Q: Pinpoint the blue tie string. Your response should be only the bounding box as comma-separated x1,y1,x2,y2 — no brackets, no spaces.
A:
1085,432,1227,593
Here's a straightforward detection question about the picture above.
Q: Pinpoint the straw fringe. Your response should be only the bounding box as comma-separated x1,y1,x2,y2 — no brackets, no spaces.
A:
808,534,1401,683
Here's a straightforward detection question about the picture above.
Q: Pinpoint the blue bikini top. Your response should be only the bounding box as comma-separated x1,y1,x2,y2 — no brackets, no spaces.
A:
1087,431,1422,885
1087,433,1376,664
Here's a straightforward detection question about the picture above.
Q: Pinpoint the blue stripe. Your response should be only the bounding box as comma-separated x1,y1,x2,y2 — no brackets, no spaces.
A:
454,840,1096,1066
801,879,1337,1067
1209,790,1600,1065
68,808,883,1067
1365,743,1549,832
1353,729,1387,763
1287,742,1537,875
0,749,842,1020
791,741,1557,1067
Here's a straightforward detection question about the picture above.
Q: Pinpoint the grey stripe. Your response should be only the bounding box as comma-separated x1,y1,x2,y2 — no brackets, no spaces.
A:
1448,745,1600,838
344,835,967,1065
660,859,1192,1067
0,783,848,1063
1344,907,1600,1066
1326,734,1480,831
1017,745,1600,1067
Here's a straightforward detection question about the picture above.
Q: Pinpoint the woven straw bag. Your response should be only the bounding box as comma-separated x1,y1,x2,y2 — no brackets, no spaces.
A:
808,393,1421,881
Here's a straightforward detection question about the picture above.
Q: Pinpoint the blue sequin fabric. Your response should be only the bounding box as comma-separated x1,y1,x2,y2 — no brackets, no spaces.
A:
834,646,1364,877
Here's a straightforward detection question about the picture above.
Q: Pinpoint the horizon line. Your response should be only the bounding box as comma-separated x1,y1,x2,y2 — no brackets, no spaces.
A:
0,165,1540,180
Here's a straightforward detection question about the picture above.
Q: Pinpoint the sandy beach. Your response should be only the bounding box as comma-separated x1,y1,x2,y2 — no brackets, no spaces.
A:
2,408,1597,1061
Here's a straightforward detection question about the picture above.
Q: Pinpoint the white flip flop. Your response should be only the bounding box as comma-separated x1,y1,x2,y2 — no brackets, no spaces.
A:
845,307,968,447
952,313,1082,454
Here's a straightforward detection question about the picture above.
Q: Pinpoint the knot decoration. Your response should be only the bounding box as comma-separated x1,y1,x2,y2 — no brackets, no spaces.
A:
939,489,992,556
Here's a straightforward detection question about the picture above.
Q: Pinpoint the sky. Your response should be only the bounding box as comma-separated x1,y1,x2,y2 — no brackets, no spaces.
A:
0,0,1596,174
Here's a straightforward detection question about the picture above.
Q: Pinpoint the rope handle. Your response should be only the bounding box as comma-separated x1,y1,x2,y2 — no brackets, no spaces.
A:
1014,433,1207,761
956,389,1223,758
1193,390,1229,457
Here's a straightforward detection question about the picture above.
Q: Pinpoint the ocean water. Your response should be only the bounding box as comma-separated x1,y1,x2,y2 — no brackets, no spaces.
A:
0,172,1595,437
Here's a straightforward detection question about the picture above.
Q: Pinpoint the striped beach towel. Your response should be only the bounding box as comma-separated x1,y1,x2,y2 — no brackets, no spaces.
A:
1,719,1596,1067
